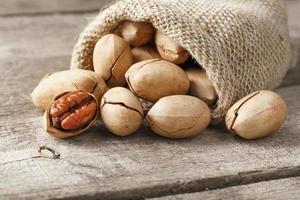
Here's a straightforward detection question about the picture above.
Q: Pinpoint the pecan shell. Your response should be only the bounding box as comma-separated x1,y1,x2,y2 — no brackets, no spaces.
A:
44,91,98,139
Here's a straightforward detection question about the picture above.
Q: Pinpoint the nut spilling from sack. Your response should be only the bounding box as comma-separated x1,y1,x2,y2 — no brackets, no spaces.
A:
50,91,97,130
32,20,288,140
44,91,98,139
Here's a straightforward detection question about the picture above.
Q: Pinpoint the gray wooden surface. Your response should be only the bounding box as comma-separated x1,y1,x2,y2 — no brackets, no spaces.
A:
0,1,300,200
149,177,300,200
0,0,112,16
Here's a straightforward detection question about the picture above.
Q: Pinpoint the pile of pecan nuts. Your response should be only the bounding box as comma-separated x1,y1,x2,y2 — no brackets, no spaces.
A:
32,21,287,140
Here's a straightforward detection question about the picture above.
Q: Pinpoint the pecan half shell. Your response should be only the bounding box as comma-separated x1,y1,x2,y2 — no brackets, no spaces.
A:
44,91,98,139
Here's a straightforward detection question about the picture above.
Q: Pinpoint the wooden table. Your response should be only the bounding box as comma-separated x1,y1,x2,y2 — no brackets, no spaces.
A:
1,1,300,199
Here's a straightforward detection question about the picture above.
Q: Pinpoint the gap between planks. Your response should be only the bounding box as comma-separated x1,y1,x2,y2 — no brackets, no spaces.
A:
3,157,300,200
148,176,300,200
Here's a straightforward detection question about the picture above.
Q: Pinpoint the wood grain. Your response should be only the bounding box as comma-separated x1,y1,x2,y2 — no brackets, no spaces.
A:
0,0,298,16
0,0,113,16
0,1,299,200
282,0,300,87
149,177,300,200
0,83,300,199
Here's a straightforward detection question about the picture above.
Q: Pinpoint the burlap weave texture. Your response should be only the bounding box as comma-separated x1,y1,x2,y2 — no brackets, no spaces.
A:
71,0,291,121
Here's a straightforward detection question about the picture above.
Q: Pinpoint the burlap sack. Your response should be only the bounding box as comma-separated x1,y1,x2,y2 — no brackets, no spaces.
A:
70,0,292,121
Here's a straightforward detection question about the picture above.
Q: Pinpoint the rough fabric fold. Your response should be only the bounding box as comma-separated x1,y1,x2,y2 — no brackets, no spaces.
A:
70,0,291,122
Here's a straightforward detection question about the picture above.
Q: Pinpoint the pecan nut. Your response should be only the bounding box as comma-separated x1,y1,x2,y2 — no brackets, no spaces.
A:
44,91,98,139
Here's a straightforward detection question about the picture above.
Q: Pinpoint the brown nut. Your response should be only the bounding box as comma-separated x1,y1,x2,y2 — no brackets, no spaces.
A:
146,95,211,138
93,34,133,87
44,91,98,139
100,87,144,136
119,21,155,47
185,68,217,106
225,90,287,139
155,31,190,64
132,46,161,63
31,69,107,110
125,59,190,102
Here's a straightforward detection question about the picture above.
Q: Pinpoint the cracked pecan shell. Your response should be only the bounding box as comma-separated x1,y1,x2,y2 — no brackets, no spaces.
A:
100,87,144,136
225,90,287,139
93,34,133,87
118,21,155,47
131,46,161,63
146,95,211,139
31,69,107,110
44,91,99,139
155,31,190,64
185,68,217,106
125,59,190,102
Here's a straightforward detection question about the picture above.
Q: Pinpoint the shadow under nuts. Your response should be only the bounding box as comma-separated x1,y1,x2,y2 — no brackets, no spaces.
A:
185,68,217,106
93,34,133,87
132,46,161,63
44,91,98,139
31,69,107,110
155,31,190,64
100,87,144,136
125,59,190,102
225,90,287,139
146,95,211,139
119,21,155,47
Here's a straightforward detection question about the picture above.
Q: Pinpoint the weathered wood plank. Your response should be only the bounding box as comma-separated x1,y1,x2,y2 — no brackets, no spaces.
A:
282,48,300,87
0,14,91,114
149,177,300,200
287,0,300,44
0,14,91,59
0,0,297,16
0,83,300,200
281,0,300,87
0,0,113,16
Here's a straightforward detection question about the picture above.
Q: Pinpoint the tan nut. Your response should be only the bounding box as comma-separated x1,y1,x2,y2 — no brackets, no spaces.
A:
100,87,144,136
93,34,133,87
44,91,98,139
155,31,190,64
31,69,107,110
119,21,155,47
225,90,287,139
185,68,217,106
132,46,161,63
146,95,211,138
125,59,190,102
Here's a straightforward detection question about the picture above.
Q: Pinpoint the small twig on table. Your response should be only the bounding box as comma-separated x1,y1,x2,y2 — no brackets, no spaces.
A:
38,145,60,159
